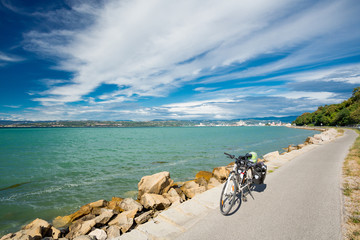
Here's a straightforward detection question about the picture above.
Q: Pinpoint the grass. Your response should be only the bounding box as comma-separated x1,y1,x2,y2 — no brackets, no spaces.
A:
351,217,360,224
343,129,360,240
344,183,353,196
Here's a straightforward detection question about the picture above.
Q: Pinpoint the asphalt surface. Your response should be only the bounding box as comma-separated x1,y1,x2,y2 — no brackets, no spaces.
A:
176,129,358,240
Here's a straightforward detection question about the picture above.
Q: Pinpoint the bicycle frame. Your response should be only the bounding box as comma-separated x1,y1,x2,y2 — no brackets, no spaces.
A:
229,159,255,199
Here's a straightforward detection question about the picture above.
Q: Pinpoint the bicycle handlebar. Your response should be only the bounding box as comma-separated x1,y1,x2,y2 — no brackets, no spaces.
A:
224,152,235,159
224,152,252,161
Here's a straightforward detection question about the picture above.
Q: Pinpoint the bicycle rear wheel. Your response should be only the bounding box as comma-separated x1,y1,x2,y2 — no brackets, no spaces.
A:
220,174,237,215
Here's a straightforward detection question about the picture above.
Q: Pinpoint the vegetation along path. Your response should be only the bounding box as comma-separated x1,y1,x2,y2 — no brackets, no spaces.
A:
176,129,357,240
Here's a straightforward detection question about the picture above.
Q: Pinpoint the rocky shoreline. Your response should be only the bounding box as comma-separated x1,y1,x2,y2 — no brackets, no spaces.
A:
0,128,340,240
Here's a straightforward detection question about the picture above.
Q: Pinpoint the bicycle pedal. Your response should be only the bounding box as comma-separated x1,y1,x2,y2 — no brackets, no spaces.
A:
242,196,247,202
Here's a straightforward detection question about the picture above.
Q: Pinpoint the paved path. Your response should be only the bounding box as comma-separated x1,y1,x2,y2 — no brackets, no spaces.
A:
175,129,357,240
119,129,357,240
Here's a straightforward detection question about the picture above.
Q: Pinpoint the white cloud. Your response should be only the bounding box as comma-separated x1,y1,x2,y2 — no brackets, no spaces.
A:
14,0,358,120
26,0,360,107
3,105,22,108
273,91,337,101
0,51,24,63
278,63,360,84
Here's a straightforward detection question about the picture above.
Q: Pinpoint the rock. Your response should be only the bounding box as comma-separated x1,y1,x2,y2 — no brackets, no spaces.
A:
94,208,114,225
73,236,95,240
297,144,305,149
263,151,280,162
195,177,208,188
88,229,107,240
106,225,121,239
183,185,206,199
284,145,297,153
137,171,174,200
89,199,107,208
119,198,143,212
162,188,182,204
108,209,137,234
171,182,184,188
91,208,103,216
0,233,28,240
195,171,213,182
4,231,31,240
107,197,124,213
50,226,61,240
135,211,153,224
0,233,13,240
111,196,124,202
174,188,186,202
22,218,51,240
207,177,221,189
305,136,321,144
53,204,92,228
313,134,323,140
212,167,230,182
66,218,97,239
180,180,198,190
180,181,206,199
140,193,171,210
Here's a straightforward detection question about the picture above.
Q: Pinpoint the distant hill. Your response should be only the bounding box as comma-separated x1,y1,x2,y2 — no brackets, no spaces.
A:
293,87,360,126
239,116,298,123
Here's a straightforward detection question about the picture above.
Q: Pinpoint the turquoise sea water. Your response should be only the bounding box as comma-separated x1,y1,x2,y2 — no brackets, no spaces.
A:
0,127,317,235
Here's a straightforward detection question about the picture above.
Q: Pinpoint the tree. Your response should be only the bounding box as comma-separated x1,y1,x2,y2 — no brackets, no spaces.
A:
333,108,351,126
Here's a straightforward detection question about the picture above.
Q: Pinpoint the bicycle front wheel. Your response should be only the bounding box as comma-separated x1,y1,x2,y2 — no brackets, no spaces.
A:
220,174,237,215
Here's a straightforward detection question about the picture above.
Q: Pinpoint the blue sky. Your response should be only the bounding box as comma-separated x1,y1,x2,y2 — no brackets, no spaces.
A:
0,0,359,121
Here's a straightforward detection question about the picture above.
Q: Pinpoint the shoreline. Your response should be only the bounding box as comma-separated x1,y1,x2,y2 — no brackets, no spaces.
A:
0,127,340,240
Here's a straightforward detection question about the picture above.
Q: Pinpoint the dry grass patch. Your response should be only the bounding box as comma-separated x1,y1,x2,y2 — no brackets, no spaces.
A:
343,129,360,240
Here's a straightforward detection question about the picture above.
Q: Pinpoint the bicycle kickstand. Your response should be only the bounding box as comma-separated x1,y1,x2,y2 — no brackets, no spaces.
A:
247,185,255,200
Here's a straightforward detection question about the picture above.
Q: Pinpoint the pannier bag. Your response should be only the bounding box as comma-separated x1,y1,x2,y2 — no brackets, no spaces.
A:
253,162,267,184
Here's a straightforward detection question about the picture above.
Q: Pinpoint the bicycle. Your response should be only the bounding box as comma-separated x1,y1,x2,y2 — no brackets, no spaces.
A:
219,152,259,215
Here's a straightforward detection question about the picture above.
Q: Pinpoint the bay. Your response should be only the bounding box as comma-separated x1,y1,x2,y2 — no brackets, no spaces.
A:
0,126,317,235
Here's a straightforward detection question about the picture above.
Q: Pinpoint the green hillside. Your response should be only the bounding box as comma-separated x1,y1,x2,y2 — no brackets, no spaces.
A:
293,87,360,126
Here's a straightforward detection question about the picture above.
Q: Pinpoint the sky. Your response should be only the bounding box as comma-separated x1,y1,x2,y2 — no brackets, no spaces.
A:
0,0,359,121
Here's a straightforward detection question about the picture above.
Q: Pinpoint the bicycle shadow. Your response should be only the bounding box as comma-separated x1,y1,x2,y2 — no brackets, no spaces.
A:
225,183,267,216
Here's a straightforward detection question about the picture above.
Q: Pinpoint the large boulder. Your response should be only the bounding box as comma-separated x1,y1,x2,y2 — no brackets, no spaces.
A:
195,177,208,188
94,208,114,225
107,197,124,213
108,209,137,234
1,219,52,240
297,144,305,149
212,167,230,182
0,231,31,240
140,193,171,210
207,177,221,189
162,188,182,204
23,218,51,240
180,181,206,199
89,199,107,208
53,204,92,228
66,218,97,239
174,187,186,202
135,211,153,225
137,171,173,200
50,226,61,240
284,145,297,153
195,171,213,182
106,225,121,239
119,198,143,212
88,229,107,240
263,151,280,162
305,136,321,145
